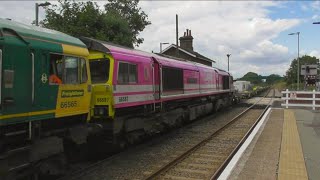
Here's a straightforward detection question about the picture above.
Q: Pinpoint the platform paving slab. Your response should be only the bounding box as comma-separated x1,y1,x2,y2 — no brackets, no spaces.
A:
294,109,320,180
228,109,284,180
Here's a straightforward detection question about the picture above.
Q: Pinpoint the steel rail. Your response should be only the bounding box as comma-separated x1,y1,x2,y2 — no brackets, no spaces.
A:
144,88,273,180
210,91,273,179
61,88,273,180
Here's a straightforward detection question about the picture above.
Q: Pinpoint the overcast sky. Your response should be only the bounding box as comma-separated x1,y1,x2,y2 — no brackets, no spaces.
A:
1,1,320,78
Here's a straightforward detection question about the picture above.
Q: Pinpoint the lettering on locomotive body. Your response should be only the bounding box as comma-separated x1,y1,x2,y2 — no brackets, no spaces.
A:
61,90,84,98
118,96,128,102
60,101,78,108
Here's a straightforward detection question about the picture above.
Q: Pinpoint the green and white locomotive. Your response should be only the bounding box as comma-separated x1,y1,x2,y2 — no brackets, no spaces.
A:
0,18,91,176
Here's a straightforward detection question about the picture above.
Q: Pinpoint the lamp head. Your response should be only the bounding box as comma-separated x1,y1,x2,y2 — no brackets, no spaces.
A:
39,2,51,7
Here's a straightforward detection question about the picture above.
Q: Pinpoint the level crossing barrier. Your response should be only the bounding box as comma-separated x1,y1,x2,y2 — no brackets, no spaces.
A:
281,89,320,110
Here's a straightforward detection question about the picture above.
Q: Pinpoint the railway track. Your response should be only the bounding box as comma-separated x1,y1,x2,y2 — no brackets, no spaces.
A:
143,89,273,180
59,89,274,180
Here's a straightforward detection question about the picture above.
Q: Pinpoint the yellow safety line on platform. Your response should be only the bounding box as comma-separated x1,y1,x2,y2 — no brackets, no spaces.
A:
278,109,308,180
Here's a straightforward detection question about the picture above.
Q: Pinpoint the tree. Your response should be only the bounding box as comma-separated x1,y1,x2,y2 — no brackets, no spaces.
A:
266,74,283,84
104,0,151,46
285,55,319,85
41,0,150,48
239,72,262,84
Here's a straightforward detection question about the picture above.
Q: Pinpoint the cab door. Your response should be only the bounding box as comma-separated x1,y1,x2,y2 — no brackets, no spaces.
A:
31,51,58,114
0,37,32,123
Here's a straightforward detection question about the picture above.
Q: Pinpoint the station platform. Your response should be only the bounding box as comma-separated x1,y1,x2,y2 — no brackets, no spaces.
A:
225,106,320,180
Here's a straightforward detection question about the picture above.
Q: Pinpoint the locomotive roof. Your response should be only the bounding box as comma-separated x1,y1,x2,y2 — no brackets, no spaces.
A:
80,37,154,58
80,37,232,76
0,18,86,47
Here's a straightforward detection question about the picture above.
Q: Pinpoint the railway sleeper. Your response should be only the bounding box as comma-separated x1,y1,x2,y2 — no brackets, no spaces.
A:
86,101,220,156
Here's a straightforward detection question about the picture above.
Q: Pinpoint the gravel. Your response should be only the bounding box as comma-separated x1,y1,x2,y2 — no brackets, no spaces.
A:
69,106,247,180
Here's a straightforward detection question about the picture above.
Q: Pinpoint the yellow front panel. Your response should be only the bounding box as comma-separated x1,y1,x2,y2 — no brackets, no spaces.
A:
88,51,115,119
55,83,91,118
55,51,92,118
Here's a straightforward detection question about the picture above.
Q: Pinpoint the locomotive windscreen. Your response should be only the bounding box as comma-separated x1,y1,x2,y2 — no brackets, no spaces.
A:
90,58,110,83
162,66,183,91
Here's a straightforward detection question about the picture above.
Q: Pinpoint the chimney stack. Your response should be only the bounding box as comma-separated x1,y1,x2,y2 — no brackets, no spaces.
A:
179,29,194,51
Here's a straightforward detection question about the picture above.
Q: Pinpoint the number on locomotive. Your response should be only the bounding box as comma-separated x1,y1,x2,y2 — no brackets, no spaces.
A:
60,101,77,108
97,98,107,102
119,96,128,102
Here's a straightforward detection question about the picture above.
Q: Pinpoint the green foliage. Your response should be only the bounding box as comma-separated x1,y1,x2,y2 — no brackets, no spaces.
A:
239,72,283,85
41,0,151,48
284,55,319,85
239,72,262,84
104,0,151,46
266,74,283,84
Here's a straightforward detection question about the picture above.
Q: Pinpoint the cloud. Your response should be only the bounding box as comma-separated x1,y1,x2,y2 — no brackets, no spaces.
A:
137,1,300,78
311,1,320,11
0,1,302,78
301,4,308,11
309,50,320,58
312,14,320,20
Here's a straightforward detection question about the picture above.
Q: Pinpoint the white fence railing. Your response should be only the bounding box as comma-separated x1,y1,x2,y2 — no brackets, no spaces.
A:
281,89,320,110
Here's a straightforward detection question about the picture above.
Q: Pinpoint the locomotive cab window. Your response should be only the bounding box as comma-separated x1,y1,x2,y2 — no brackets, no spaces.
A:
118,62,138,84
49,54,63,85
49,54,87,85
64,57,79,84
90,58,110,83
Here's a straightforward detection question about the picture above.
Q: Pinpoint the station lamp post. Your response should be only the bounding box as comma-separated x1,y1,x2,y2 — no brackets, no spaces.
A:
226,54,231,72
288,32,300,90
35,2,51,26
160,42,169,53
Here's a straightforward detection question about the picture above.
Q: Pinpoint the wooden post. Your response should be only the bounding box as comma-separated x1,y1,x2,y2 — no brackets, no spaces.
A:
313,89,316,110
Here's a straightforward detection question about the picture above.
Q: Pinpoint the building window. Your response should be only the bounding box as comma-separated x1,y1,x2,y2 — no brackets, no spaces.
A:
118,62,138,84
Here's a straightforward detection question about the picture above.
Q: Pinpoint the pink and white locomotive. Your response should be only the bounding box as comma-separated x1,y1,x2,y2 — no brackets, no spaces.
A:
81,37,235,145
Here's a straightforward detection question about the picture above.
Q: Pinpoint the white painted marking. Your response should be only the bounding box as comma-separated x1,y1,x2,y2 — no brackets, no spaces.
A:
217,107,272,180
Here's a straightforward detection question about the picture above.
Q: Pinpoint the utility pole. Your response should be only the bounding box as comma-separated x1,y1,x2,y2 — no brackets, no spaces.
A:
176,14,179,57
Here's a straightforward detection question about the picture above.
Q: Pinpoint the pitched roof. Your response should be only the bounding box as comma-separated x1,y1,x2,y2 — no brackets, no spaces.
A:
161,44,215,63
